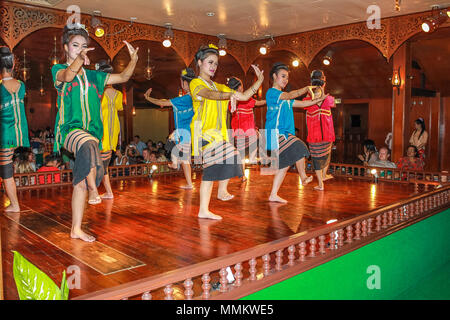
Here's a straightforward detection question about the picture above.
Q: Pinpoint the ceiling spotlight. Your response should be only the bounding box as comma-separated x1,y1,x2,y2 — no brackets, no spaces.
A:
259,35,275,55
162,23,174,47
322,50,333,66
91,11,105,38
218,34,227,56
292,59,300,67
421,6,448,33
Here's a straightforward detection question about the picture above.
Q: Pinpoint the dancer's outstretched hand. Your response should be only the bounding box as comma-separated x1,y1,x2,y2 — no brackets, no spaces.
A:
230,94,237,113
144,88,152,99
250,64,264,80
79,47,95,65
124,41,139,61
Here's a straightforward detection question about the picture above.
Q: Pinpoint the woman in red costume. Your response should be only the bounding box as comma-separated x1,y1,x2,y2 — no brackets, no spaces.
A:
227,77,265,181
303,70,335,191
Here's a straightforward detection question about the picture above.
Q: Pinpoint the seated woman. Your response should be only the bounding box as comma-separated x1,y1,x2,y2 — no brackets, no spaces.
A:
358,139,378,166
396,145,424,171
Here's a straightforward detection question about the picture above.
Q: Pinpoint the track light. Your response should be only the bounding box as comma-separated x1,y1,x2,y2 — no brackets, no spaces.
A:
218,34,227,56
322,50,333,66
259,35,275,55
91,11,105,38
421,6,448,33
163,23,174,48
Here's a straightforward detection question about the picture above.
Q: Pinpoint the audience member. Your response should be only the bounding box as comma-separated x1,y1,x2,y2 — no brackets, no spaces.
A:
369,147,396,168
358,139,378,166
37,154,61,184
396,145,424,171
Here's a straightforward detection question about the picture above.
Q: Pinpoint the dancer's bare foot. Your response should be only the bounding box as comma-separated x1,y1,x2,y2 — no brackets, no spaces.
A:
180,184,193,189
314,185,324,191
5,204,20,213
217,193,234,201
269,194,288,203
198,210,222,220
70,230,96,242
241,176,247,182
323,174,334,181
301,175,313,185
100,193,114,199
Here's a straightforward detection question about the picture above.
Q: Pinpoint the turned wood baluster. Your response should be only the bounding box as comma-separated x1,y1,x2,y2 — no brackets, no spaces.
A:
375,215,382,232
409,203,414,218
346,225,353,243
164,284,174,300
433,195,437,209
299,242,307,261
262,254,271,276
354,223,361,240
419,199,424,214
367,218,374,233
201,274,211,299
388,210,393,226
288,245,296,266
393,208,399,224
382,212,388,228
309,238,317,257
424,197,429,212
337,229,345,247
415,201,419,216
141,291,152,300
219,268,228,293
329,231,336,249
361,220,368,237
184,278,194,300
275,250,283,271
318,235,326,254
234,263,243,287
249,258,257,281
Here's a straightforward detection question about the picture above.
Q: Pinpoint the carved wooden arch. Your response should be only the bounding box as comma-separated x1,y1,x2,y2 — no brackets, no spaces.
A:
244,46,307,73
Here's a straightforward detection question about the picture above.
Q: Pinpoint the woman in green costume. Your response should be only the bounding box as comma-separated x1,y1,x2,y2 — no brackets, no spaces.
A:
0,46,30,212
52,25,138,242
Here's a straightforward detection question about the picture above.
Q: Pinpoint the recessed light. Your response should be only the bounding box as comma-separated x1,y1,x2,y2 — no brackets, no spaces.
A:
206,12,215,17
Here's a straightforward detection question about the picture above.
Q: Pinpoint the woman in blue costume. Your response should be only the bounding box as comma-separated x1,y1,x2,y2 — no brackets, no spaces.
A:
144,68,195,189
265,62,327,203
0,46,30,212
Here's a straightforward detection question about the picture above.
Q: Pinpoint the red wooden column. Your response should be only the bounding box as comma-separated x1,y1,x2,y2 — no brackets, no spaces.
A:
391,42,412,162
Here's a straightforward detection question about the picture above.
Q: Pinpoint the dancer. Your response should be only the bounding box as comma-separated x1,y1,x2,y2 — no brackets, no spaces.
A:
303,70,336,191
227,77,266,181
95,60,123,200
190,44,264,220
144,68,196,189
52,25,138,242
0,46,30,212
265,62,327,203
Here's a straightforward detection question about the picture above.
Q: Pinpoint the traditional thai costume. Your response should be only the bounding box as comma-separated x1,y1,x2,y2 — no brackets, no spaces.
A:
265,88,309,169
190,77,243,181
169,94,194,163
303,95,336,170
52,64,109,186
0,79,30,179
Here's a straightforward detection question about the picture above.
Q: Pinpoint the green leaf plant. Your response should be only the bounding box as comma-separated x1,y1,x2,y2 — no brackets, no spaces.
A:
12,251,69,300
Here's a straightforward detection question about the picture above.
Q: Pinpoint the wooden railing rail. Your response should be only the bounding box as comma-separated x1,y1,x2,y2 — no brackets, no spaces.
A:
73,184,450,300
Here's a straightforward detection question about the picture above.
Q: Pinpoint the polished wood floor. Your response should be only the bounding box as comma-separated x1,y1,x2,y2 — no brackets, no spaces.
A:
1,169,420,299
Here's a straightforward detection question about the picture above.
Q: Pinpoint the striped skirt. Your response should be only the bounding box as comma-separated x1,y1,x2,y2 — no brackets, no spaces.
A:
309,141,332,170
234,131,259,160
273,134,310,170
100,150,113,173
0,148,15,179
171,142,192,163
200,140,243,181
64,129,104,186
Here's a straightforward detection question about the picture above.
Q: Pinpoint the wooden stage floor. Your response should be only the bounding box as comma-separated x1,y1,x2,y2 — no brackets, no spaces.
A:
1,169,420,299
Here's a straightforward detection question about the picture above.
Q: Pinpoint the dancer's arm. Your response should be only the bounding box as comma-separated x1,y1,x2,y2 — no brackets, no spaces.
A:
144,88,172,108
255,100,266,107
279,86,316,100
233,65,264,101
107,41,139,85
292,94,328,108
55,47,94,84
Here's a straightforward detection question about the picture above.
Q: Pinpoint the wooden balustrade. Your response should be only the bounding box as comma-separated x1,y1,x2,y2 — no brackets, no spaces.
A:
72,184,450,300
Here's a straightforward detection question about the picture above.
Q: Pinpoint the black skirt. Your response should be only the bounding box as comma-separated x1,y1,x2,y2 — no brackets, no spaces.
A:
200,139,243,181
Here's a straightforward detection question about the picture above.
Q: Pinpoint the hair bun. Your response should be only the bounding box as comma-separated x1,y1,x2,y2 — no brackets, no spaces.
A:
0,46,11,55
95,59,113,73
227,77,242,90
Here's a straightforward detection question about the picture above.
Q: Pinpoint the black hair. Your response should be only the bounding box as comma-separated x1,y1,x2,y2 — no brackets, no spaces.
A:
407,145,419,158
194,45,219,64
180,68,196,83
45,153,61,165
227,77,242,91
270,62,289,82
61,25,90,49
414,118,426,138
95,59,113,73
311,70,325,86
362,139,377,153
0,46,14,72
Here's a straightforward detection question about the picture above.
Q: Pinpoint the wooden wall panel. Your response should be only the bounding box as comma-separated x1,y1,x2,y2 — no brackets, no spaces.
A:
24,89,56,133
368,98,393,150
